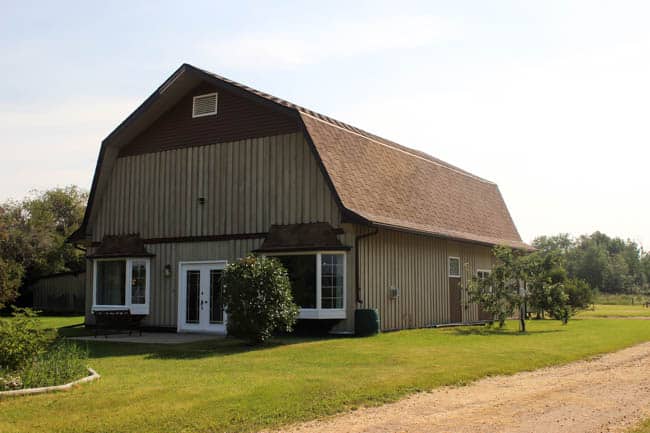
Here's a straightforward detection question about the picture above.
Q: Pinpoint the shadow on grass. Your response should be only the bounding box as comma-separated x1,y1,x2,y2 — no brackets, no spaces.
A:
450,327,562,337
67,334,338,361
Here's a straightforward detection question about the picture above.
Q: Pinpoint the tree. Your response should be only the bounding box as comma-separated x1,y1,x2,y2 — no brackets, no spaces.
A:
0,258,23,308
466,246,522,329
0,186,87,306
467,245,585,331
221,255,299,344
522,250,567,320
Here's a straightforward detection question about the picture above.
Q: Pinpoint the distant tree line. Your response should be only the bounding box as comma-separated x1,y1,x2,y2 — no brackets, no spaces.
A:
533,232,650,295
0,186,87,308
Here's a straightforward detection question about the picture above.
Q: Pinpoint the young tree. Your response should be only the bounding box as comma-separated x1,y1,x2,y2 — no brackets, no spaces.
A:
466,246,522,329
221,255,299,344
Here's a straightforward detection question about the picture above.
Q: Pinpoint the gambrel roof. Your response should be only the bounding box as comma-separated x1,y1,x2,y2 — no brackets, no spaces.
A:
71,64,528,250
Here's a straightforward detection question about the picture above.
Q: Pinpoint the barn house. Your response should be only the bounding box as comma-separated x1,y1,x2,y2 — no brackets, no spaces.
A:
70,64,528,334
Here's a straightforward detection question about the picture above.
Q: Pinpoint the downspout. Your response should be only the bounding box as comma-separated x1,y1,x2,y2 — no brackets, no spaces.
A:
355,228,378,306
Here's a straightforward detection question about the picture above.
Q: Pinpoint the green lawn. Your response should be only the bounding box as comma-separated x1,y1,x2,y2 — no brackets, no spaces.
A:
0,314,84,330
594,293,649,305
576,304,650,318
2,317,650,433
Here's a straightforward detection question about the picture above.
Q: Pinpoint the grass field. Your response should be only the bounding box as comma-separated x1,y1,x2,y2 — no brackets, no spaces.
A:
2,316,650,433
594,293,649,305
576,304,650,318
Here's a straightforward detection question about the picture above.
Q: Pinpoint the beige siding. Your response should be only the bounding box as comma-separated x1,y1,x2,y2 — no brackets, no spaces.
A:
355,226,494,331
31,273,86,313
90,132,340,240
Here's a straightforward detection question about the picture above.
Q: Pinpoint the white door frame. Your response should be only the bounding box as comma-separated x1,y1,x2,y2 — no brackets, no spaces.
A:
177,260,228,334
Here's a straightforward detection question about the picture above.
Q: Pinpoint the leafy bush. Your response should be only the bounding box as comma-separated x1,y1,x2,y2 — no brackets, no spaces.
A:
19,341,88,389
222,255,299,344
0,307,54,372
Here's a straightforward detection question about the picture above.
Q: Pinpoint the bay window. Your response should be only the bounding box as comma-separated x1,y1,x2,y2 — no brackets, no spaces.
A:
93,258,150,315
273,252,346,319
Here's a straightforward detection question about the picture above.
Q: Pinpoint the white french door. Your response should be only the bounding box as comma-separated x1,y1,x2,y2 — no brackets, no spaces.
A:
178,261,227,333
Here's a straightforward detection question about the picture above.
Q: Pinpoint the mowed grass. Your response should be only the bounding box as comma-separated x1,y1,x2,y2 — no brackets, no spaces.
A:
0,314,84,330
2,318,650,433
576,304,650,318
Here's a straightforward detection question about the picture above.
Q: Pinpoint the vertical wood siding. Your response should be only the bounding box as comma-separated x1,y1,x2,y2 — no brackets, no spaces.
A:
31,273,86,313
91,132,340,241
355,226,494,331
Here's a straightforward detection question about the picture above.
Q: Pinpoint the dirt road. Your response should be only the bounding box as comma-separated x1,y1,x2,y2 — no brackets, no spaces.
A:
274,342,650,433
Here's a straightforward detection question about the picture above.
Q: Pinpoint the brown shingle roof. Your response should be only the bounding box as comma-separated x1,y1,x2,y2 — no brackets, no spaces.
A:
300,114,528,250
254,223,350,253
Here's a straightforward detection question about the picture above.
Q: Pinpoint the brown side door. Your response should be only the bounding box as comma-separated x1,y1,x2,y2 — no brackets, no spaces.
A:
449,277,462,323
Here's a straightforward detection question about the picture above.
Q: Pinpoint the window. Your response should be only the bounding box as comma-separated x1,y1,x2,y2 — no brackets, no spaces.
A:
477,269,491,280
192,92,218,118
93,258,150,315
448,256,461,278
271,252,346,319
131,261,147,304
96,260,125,305
321,254,344,308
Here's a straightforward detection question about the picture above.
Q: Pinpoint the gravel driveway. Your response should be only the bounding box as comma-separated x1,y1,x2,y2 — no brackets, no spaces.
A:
272,341,650,433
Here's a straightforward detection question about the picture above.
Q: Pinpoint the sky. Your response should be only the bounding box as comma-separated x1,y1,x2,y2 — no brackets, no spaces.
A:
1,0,649,247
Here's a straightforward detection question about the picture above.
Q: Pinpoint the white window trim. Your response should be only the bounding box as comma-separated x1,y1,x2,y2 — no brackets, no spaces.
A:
92,257,151,315
192,92,218,118
477,269,491,279
448,256,461,278
265,251,347,320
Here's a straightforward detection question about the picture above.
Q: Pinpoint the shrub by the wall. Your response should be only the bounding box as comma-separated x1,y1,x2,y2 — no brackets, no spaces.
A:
222,255,299,344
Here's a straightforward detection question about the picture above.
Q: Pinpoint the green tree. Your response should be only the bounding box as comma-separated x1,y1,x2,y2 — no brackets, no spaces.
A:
0,186,87,306
221,255,299,344
466,246,522,329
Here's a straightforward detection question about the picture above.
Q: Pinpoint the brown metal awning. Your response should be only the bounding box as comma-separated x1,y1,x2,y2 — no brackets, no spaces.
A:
254,223,350,253
87,235,155,259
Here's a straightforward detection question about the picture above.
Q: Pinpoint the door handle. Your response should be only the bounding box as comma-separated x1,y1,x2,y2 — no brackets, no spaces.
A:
200,299,205,310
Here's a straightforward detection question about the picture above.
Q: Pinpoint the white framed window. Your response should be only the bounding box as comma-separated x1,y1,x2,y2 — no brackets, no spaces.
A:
477,269,491,280
448,256,461,278
93,258,150,315
267,251,346,319
192,92,218,118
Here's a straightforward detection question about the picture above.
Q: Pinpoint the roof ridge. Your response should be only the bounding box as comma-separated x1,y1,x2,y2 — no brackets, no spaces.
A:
193,64,495,185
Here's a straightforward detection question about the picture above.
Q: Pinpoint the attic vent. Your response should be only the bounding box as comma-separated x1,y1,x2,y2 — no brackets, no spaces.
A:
192,92,218,118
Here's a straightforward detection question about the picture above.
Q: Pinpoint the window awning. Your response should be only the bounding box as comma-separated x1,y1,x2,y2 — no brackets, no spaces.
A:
254,223,350,253
88,235,155,259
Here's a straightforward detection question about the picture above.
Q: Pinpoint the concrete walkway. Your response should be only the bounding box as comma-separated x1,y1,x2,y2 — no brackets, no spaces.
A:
70,332,223,344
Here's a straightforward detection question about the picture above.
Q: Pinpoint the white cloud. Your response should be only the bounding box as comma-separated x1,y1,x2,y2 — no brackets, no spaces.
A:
205,15,459,68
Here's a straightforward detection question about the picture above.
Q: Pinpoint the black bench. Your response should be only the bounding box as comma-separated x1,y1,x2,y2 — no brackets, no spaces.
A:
93,310,146,337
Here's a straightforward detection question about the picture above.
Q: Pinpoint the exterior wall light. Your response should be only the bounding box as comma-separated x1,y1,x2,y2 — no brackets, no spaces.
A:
164,264,172,278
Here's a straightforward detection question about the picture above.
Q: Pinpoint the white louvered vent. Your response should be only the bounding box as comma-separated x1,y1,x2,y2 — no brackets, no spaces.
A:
192,92,218,118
